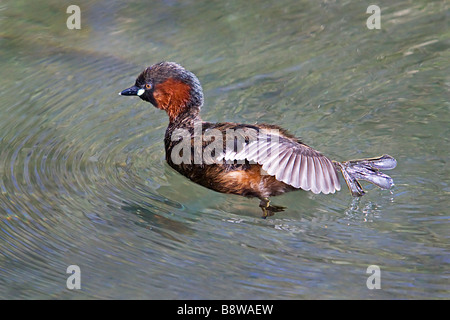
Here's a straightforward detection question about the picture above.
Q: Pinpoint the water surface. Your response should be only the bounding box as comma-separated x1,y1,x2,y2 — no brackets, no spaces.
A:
0,0,448,299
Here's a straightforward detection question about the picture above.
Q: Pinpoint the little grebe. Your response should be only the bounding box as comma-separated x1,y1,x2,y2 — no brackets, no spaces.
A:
120,62,396,217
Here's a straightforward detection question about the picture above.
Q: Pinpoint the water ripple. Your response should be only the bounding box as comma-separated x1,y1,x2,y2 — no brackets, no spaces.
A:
1,0,448,299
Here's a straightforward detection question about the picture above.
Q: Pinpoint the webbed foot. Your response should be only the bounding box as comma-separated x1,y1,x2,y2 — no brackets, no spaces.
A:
259,198,286,218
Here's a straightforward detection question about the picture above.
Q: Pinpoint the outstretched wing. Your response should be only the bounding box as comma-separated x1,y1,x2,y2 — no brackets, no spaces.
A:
217,127,341,194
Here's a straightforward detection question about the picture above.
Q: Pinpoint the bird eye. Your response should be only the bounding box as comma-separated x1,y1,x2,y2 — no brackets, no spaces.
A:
145,83,152,89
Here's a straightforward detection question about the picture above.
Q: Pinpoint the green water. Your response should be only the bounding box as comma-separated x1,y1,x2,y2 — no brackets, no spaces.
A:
0,0,448,299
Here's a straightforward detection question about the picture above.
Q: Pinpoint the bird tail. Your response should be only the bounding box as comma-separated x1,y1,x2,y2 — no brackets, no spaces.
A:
333,154,397,197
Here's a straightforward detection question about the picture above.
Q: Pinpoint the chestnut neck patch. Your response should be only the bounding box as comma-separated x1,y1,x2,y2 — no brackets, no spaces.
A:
153,78,194,122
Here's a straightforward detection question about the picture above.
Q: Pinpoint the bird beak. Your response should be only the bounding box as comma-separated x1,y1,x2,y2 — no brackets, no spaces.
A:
119,85,145,96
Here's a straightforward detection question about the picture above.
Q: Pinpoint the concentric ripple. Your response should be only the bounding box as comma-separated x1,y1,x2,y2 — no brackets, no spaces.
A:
0,52,189,298
1,0,449,299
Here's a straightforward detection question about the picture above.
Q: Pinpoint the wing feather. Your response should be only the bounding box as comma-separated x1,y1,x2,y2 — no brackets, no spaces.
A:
274,149,293,182
308,157,317,193
279,150,296,184
318,157,331,194
216,129,341,194
298,155,308,190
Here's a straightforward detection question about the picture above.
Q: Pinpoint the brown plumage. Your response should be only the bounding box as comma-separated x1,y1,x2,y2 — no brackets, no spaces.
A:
120,62,396,217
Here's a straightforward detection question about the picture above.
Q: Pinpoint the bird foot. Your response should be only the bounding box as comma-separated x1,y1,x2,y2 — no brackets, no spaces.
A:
259,198,286,218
